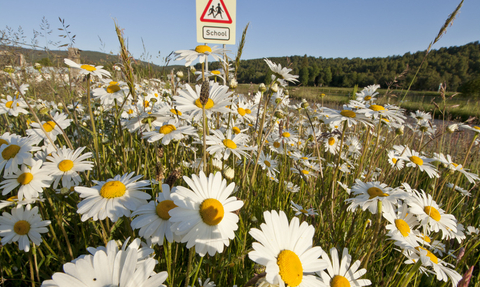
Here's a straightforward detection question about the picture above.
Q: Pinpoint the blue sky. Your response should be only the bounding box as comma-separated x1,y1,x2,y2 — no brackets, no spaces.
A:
1,0,479,66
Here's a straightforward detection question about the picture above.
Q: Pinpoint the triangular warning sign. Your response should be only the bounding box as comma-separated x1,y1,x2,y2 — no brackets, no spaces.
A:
200,0,232,24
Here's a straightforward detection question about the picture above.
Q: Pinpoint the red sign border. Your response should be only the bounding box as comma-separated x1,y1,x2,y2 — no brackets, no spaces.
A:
200,0,232,24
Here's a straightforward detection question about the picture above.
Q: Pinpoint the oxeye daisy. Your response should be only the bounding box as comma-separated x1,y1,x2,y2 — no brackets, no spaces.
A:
0,205,50,252
407,190,458,240
327,106,372,128
92,80,129,107
27,112,72,145
387,150,405,170
460,124,480,134
402,246,462,286
264,58,299,85
248,210,326,287
43,146,93,189
345,179,407,215
169,171,243,257
41,238,168,287
290,201,318,216
173,81,232,122
0,159,53,200
355,84,380,102
0,95,29,117
142,120,196,145
383,203,422,249
130,184,181,246
258,151,279,177
64,58,111,78
174,45,227,67
0,135,40,175
324,135,340,155
396,146,439,178
317,247,372,287
75,172,151,222
206,129,254,160
0,195,43,211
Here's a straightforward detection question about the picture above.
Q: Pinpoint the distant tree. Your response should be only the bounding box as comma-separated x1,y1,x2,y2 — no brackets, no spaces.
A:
37,57,53,66
323,67,332,86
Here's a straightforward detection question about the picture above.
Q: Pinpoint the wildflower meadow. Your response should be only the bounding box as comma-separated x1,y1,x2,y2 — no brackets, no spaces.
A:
0,20,479,287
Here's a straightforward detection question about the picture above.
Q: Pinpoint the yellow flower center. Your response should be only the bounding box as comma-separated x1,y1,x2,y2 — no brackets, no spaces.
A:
58,159,74,172
424,206,441,221
2,144,21,160
199,198,224,226
144,100,150,107
328,137,336,146
369,105,384,111
367,187,388,199
42,121,56,132
156,200,177,220
274,142,281,148
277,250,303,287
282,132,291,138
331,275,351,287
14,220,31,235
80,64,96,72
301,170,309,175
415,246,438,264
395,219,411,237
106,84,121,93
5,101,19,108
419,233,431,243
340,110,356,118
264,160,271,167
7,195,17,202
127,109,134,114
211,70,221,75
195,45,212,53
0,139,8,146
474,126,480,131
364,96,372,101
392,158,397,164
232,127,241,134
223,139,237,149
100,181,126,199
159,124,176,135
17,172,34,185
301,157,308,160
237,107,246,116
409,156,423,166
245,109,252,114
170,108,182,116
194,98,214,109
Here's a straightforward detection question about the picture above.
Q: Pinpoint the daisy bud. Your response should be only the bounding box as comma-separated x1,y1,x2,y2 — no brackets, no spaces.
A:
395,125,404,136
274,110,284,119
301,99,309,109
284,88,289,95
271,83,279,93
258,83,267,93
190,66,196,73
229,78,238,89
212,158,223,171
150,98,158,103
224,166,234,180
39,107,49,115
34,63,42,71
447,124,458,134
319,93,326,98
199,80,210,106
176,71,184,78
3,65,14,73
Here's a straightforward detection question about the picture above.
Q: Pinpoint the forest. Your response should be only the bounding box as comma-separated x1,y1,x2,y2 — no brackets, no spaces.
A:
207,41,480,95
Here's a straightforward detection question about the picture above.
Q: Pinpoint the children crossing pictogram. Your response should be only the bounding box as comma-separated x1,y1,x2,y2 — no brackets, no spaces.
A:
200,0,232,23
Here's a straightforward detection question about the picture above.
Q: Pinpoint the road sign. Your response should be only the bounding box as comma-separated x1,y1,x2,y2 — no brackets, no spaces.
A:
197,0,236,45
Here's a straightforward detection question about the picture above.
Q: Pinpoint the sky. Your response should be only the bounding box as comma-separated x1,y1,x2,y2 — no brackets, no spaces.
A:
1,0,479,66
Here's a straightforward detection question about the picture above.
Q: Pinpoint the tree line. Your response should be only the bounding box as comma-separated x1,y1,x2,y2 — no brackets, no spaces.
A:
207,41,480,95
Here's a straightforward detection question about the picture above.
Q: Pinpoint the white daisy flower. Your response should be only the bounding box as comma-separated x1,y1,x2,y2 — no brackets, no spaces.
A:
258,151,279,177
264,58,299,85
290,201,318,216
64,58,111,78
383,203,422,249
206,129,255,160
169,171,243,257
27,112,72,145
75,172,151,222
92,80,129,107
0,135,40,175
43,146,93,189
396,146,439,178
345,179,407,215
355,84,380,102
174,45,227,67
402,246,462,286
407,189,458,240
317,247,372,287
142,120,196,145
0,95,29,116
248,210,326,287
0,205,50,252
174,81,233,122
0,159,52,200
41,238,168,287
130,184,181,246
